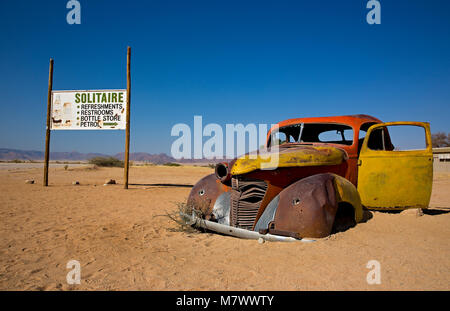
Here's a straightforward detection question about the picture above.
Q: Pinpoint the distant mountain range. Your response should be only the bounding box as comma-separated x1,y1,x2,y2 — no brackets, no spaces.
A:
0,148,220,164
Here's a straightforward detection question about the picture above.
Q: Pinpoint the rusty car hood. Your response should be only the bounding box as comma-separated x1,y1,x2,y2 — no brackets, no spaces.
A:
230,145,348,175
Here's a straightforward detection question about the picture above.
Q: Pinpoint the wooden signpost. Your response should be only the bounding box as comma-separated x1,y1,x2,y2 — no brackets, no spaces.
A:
124,47,131,189
43,59,54,187
43,47,132,188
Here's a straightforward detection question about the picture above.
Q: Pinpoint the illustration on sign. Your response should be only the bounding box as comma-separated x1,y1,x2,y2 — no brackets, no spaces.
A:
51,90,127,130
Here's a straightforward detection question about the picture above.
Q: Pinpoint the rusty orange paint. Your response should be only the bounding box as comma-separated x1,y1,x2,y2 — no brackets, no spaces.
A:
266,114,382,185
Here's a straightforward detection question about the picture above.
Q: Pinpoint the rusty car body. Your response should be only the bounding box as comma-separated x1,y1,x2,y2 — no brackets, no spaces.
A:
186,115,433,240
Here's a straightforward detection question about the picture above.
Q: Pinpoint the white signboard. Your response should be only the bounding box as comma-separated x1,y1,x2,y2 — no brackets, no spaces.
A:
51,90,127,130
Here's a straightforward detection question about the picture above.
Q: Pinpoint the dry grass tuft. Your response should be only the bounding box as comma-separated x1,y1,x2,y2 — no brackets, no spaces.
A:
156,200,211,234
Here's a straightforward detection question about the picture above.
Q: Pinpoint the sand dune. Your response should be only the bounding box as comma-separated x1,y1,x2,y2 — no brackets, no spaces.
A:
0,165,449,290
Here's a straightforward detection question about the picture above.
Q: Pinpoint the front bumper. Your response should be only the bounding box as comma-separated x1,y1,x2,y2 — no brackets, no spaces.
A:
180,212,315,243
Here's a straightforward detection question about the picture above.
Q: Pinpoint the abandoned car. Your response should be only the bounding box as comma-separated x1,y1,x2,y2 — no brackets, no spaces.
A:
185,115,433,240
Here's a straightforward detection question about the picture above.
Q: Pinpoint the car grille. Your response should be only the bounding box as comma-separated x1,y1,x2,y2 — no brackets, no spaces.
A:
230,177,268,230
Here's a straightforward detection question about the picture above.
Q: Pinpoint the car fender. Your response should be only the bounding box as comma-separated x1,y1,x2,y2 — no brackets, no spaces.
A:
255,173,362,238
187,174,230,219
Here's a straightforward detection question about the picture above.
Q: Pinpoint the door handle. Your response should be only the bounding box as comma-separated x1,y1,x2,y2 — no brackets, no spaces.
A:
357,160,362,166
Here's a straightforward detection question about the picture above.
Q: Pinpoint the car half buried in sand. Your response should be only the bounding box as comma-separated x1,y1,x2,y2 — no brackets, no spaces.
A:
185,115,433,241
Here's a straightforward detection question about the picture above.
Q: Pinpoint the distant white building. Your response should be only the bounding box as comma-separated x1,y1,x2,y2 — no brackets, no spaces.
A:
433,147,450,172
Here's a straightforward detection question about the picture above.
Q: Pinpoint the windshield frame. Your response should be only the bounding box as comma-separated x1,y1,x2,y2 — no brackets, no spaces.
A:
267,122,357,148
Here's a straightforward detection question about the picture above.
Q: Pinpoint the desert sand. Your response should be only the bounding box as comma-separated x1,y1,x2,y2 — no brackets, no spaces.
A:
0,164,449,291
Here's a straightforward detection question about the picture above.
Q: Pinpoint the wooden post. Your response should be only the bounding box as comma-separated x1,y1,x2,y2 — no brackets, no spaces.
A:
124,47,131,189
43,59,54,187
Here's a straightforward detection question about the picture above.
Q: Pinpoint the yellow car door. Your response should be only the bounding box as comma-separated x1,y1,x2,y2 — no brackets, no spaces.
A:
357,122,433,210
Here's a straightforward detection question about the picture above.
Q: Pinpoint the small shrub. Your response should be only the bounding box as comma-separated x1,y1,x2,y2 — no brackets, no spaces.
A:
83,165,98,171
156,200,211,234
201,163,216,169
88,157,124,168
9,159,23,163
163,162,181,167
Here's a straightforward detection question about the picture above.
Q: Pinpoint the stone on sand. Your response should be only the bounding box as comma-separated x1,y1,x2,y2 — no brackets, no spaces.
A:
402,208,424,217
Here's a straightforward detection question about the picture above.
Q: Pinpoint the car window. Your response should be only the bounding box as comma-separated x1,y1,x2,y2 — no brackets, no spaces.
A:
318,129,353,143
367,125,427,151
270,123,354,146
271,131,287,146
390,125,428,150
367,127,392,150
358,122,378,154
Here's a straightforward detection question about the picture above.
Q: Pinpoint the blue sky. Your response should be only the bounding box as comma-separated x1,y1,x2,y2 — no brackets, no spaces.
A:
0,0,449,155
